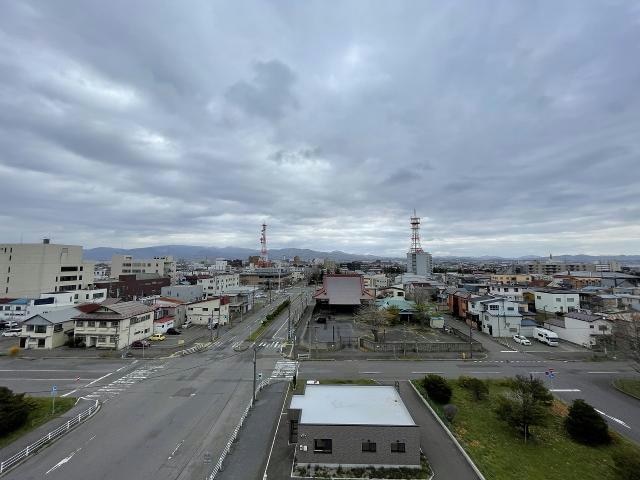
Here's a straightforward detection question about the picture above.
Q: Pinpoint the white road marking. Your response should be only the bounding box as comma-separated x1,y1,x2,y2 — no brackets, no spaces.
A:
469,371,502,374
360,371,381,374
0,378,85,381
595,409,631,429
85,372,113,386
500,350,518,353
550,389,581,392
587,371,619,374
168,440,184,460
45,447,81,475
411,372,444,374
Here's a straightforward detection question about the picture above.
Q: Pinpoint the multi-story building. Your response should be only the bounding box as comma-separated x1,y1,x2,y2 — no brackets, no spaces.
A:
73,301,155,349
0,289,108,323
490,274,532,285
0,240,94,297
160,285,204,303
111,255,176,284
533,288,580,314
363,274,391,289
185,297,230,327
95,274,170,301
488,284,526,302
406,251,433,276
197,274,240,298
473,297,527,337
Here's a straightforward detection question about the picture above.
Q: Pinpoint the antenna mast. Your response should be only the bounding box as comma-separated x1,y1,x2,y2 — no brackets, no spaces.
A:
409,209,423,253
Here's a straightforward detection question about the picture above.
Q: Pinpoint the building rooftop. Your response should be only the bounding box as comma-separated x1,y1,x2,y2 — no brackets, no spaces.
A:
290,385,416,426
313,275,374,305
565,312,605,323
24,307,79,325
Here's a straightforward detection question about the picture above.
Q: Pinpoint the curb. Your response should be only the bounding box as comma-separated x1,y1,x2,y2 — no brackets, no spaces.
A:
408,381,485,480
611,379,640,402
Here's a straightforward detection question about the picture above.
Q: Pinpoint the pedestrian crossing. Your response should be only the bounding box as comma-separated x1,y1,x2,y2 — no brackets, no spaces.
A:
271,359,298,379
83,363,166,403
257,340,286,351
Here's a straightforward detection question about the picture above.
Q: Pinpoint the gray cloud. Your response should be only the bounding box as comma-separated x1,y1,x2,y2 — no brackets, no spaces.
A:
0,1,639,257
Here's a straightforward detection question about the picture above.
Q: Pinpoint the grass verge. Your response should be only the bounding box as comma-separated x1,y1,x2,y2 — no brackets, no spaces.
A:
412,378,640,480
613,378,640,400
0,396,76,449
247,299,290,342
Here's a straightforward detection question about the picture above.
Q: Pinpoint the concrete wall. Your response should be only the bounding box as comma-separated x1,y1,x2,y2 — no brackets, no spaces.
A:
296,423,420,468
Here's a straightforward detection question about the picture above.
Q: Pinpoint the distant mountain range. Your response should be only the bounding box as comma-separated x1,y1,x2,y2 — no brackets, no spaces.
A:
84,245,640,264
84,245,396,262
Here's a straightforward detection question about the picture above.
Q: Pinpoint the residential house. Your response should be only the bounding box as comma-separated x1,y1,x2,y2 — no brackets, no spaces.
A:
19,307,78,349
477,298,526,337
544,311,612,348
448,289,471,319
73,301,155,349
289,385,420,469
617,294,640,312
533,288,580,314
488,284,526,302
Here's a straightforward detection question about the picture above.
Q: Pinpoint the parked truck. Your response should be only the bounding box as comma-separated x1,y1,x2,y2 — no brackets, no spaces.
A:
534,327,559,346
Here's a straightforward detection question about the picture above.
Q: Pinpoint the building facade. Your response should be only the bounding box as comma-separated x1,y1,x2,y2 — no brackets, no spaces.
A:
185,297,230,327
160,285,204,303
0,241,94,297
73,301,155,349
534,289,580,314
406,251,433,276
544,312,612,348
111,255,176,284
197,274,240,298
95,274,170,301
20,307,77,349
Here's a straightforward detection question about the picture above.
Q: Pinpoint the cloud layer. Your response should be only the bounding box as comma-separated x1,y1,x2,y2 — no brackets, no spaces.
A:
1,1,639,257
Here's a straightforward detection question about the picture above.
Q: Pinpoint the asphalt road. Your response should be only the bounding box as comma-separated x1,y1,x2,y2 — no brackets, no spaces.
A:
0,286,314,480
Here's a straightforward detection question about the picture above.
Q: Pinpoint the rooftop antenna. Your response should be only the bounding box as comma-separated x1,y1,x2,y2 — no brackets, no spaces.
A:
409,209,423,253
259,222,268,266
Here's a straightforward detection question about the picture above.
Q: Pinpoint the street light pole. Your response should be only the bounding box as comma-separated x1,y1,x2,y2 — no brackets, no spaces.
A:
287,294,292,341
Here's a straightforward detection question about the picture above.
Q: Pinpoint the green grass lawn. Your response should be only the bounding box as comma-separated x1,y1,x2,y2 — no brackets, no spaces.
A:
413,379,640,480
613,378,640,400
0,396,76,449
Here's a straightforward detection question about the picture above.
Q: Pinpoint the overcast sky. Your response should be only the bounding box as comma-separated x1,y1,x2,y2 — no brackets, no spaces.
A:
1,1,639,257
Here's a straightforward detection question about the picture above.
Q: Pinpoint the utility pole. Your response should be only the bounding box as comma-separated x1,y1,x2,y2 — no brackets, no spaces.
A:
209,316,213,342
252,346,257,404
469,320,473,359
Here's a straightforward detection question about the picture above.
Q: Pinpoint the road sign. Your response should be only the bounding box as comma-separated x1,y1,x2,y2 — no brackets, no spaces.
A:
203,452,212,464
51,385,57,395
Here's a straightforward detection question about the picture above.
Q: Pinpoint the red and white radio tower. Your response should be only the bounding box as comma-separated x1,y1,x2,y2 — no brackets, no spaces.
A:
259,222,268,265
409,209,423,253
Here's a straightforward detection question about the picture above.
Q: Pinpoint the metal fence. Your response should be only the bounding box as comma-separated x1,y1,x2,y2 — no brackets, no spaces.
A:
360,338,483,353
207,377,275,480
0,399,100,474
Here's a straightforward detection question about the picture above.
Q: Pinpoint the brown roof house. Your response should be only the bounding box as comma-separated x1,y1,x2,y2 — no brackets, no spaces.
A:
313,274,374,311
73,301,155,349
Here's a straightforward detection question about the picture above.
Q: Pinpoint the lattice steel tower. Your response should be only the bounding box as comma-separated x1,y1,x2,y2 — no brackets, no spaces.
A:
409,209,423,253
259,222,268,265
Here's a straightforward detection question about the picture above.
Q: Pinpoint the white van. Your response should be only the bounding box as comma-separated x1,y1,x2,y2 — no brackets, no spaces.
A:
534,327,559,346
2,327,22,337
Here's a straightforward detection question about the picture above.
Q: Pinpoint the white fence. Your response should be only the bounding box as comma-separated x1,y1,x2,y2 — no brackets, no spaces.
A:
207,378,274,480
0,399,100,475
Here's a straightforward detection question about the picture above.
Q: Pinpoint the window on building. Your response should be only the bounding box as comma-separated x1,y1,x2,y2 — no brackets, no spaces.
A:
567,298,574,302
556,298,561,302
100,321,107,327
38,338,45,348
111,321,118,327
314,439,332,453
27,325,34,331
98,336,106,342
489,305,499,311
507,307,514,311
35,325,46,334
536,295,542,300
88,321,95,327
391,442,406,453
514,288,519,292
589,325,594,329
362,441,376,452
76,321,84,327
202,308,208,311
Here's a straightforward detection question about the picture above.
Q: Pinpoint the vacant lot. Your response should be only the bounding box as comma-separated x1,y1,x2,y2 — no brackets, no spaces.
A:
413,378,640,480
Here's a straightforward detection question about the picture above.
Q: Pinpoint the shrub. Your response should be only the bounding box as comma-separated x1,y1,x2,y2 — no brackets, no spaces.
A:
613,448,640,480
0,387,32,435
422,374,452,404
443,403,458,422
459,376,489,401
564,399,610,445
8,345,20,357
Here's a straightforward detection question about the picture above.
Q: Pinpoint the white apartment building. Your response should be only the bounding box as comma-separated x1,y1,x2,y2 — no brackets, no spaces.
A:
185,298,230,327
544,312,612,348
488,284,526,302
0,240,94,297
534,288,580,314
212,259,228,272
73,301,155,350
473,298,525,338
197,274,240,298
111,255,177,284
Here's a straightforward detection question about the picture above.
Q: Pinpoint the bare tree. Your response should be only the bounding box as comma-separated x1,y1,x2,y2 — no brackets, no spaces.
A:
613,312,640,365
354,305,386,342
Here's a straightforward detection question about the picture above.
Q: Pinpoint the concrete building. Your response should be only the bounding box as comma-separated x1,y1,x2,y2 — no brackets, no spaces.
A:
95,274,170,301
475,298,527,337
488,284,526,302
0,289,107,322
111,255,176,284
533,288,580,314
73,301,155,349
19,307,78,349
185,297,230,327
490,274,532,285
544,311,612,348
197,274,240,298
160,285,204,303
363,274,391,289
0,240,94,297
289,385,420,469
406,251,433,277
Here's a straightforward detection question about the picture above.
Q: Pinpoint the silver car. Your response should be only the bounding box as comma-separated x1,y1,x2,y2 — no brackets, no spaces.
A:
513,334,531,346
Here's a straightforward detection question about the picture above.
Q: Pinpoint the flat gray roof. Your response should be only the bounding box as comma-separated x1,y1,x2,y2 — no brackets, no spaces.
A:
290,385,416,426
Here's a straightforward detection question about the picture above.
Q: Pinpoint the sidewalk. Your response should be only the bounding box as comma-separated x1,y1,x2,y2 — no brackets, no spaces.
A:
0,398,98,461
216,382,288,480
397,381,480,480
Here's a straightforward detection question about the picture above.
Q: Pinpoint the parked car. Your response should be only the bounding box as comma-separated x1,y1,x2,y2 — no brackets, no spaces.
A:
166,328,181,335
149,334,166,341
131,340,151,349
2,328,21,337
513,334,531,346
0,321,19,330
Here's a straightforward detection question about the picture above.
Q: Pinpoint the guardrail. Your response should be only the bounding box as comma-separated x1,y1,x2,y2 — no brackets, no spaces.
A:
0,399,100,475
207,378,275,479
